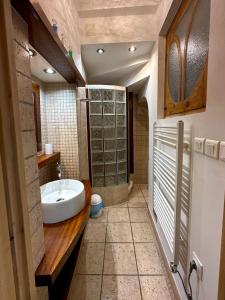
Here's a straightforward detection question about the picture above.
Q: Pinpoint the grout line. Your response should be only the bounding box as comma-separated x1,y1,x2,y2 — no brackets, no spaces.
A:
84,241,154,244
128,207,143,300
75,272,165,276
19,100,34,107
99,208,108,299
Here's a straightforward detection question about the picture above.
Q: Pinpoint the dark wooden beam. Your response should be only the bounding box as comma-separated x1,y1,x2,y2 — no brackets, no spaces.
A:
11,0,86,86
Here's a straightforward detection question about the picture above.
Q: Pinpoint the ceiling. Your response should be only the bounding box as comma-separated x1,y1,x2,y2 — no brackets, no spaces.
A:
76,0,162,17
82,41,153,85
30,47,66,83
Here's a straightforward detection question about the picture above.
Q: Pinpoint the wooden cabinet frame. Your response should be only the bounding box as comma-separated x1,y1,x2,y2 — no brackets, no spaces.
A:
165,0,209,117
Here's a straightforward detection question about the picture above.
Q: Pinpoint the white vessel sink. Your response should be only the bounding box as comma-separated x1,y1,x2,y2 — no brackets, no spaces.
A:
40,179,85,224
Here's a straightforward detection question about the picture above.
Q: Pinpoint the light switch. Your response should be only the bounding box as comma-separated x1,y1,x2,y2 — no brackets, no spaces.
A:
219,142,225,161
194,137,205,154
205,139,220,159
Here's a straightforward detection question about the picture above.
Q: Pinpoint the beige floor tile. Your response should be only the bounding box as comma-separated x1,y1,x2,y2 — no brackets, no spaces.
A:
101,276,141,300
108,208,130,222
89,207,108,223
139,184,148,189
131,223,154,242
104,243,137,275
106,223,133,243
140,276,172,300
129,190,143,199
111,202,128,208
128,197,147,208
68,275,102,300
83,223,107,243
142,190,149,198
132,184,141,190
135,243,164,275
129,208,150,222
75,243,105,274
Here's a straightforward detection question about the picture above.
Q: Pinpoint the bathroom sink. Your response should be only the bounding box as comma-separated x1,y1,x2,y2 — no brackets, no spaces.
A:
40,179,85,224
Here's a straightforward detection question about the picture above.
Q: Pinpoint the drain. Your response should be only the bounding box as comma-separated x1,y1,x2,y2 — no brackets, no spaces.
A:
56,198,64,202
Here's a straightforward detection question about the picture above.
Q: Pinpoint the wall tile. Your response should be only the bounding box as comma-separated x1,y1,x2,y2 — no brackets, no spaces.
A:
26,178,41,212
37,287,48,300
13,9,45,291
11,8,28,48
19,103,35,131
41,83,80,180
14,41,31,77
133,99,148,184
16,72,33,104
29,203,43,236
24,155,39,185
22,130,37,158
31,226,45,270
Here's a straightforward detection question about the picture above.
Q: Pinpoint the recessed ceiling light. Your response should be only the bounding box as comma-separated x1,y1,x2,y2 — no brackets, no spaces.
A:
96,48,105,54
43,68,56,74
28,48,37,57
128,46,137,52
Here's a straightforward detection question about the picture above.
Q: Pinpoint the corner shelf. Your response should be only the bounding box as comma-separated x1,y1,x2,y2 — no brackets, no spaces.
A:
37,152,60,169
11,0,86,86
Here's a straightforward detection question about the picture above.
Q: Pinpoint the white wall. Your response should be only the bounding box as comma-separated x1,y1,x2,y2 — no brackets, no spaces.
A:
122,0,225,299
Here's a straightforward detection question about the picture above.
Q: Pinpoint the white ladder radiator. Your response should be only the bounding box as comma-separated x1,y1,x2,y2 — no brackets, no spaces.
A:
153,121,190,274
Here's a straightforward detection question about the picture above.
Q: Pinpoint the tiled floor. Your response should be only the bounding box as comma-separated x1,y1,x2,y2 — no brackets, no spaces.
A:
68,185,174,300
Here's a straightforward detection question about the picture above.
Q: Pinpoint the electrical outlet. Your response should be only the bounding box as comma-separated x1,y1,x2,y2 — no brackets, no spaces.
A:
192,252,203,280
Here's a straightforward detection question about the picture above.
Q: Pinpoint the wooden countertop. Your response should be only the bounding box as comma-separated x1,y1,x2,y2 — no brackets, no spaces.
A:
37,152,60,169
35,180,92,286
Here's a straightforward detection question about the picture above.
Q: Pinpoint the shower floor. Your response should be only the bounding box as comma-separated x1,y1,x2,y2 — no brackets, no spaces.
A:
67,184,175,300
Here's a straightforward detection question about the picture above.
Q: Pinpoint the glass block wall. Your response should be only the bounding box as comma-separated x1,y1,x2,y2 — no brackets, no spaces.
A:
88,86,127,187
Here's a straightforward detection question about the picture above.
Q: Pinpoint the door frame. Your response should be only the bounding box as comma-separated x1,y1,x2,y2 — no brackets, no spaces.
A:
218,196,225,300
0,0,37,298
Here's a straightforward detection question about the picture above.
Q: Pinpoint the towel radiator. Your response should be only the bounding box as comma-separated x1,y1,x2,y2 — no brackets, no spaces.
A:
153,121,191,275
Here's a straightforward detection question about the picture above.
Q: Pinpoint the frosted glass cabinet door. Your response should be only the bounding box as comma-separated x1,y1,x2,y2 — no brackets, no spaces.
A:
185,0,210,98
168,42,180,102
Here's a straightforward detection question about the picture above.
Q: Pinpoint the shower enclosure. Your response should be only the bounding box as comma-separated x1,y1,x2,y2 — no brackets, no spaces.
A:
87,85,128,205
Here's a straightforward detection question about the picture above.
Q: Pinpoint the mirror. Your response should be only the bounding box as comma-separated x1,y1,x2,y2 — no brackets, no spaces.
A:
30,46,66,153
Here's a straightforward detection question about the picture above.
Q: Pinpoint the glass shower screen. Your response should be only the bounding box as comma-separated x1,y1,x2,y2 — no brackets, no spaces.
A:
88,86,127,187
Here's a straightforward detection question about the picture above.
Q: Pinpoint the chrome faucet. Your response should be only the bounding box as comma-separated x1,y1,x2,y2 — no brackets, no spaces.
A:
56,162,62,179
